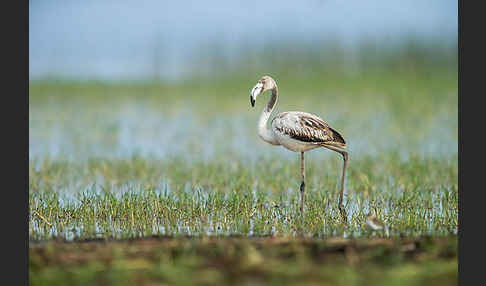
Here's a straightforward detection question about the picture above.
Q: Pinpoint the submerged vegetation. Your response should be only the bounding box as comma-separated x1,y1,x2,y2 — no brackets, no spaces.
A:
29,153,457,241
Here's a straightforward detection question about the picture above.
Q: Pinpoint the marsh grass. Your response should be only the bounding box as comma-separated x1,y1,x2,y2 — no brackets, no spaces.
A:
29,151,457,241
28,33,459,286
29,64,457,241
29,142,458,240
29,60,457,286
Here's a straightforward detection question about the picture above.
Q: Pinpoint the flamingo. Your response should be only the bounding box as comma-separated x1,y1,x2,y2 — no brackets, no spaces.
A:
250,75,349,220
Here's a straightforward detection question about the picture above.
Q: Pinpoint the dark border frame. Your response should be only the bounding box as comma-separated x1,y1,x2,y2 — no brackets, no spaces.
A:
5,0,28,285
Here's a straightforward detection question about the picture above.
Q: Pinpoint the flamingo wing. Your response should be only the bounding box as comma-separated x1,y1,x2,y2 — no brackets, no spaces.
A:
272,111,346,147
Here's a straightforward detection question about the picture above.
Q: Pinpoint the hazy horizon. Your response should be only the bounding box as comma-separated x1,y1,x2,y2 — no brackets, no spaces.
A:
29,0,457,81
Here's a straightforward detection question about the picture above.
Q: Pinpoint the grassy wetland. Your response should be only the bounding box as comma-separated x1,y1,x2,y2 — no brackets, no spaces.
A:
29,47,458,285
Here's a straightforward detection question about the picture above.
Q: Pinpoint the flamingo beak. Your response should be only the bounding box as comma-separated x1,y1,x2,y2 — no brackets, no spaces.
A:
250,82,263,108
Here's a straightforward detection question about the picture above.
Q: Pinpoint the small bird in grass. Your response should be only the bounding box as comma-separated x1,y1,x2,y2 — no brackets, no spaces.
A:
366,213,386,233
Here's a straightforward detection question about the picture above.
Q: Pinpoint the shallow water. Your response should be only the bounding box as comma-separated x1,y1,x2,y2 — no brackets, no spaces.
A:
29,88,458,240
29,102,457,163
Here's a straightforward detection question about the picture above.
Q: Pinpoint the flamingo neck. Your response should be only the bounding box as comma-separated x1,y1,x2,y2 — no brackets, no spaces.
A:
258,87,280,145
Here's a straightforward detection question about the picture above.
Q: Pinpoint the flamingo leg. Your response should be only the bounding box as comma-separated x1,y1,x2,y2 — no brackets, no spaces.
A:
300,151,305,213
338,152,348,223
321,144,349,223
